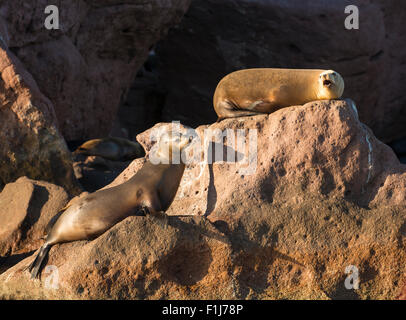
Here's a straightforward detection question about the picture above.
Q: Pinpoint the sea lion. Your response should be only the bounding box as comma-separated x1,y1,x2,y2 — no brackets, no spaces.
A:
213,68,345,120
27,131,193,279
74,137,145,161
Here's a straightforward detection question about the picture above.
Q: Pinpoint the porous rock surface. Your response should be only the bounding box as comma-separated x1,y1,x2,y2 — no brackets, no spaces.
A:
0,34,79,193
113,99,406,299
1,99,405,299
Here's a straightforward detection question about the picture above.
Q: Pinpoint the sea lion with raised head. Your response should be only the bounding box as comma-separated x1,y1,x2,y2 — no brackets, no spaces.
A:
28,131,193,279
213,68,345,121
74,137,145,161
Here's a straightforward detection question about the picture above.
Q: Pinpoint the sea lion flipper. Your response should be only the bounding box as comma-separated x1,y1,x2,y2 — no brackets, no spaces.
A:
224,110,263,119
27,243,52,279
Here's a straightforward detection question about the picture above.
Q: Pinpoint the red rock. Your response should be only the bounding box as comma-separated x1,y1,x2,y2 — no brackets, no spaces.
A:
0,35,79,193
109,99,406,299
1,99,406,299
0,177,68,258
0,216,232,299
114,99,406,214
2,0,191,140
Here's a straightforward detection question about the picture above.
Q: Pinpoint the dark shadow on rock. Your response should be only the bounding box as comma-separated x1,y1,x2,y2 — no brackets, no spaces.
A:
204,141,245,217
328,276,360,300
153,214,221,286
204,162,216,217
258,168,276,204
212,219,231,235
163,215,229,245
157,241,212,286
357,167,406,209
0,250,35,275
320,167,336,196
77,167,122,193
215,220,304,299
26,185,49,228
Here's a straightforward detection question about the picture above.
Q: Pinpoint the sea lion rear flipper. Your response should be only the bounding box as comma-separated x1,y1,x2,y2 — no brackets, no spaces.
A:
27,243,52,279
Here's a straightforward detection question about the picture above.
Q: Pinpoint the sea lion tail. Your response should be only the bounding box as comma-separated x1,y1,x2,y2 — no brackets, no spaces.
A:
27,243,51,279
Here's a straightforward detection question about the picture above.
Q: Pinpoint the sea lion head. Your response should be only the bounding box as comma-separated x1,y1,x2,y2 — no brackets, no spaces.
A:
156,131,193,163
74,139,120,160
317,70,345,100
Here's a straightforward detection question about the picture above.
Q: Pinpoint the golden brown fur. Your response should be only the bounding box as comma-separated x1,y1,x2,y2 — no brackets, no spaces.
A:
213,68,344,120
74,137,145,161
28,131,192,279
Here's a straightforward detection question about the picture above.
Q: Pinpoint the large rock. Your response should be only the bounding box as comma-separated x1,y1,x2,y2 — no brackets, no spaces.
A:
0,216,232,299
1,99,406,299
111,99,406,299
116,99,406,215
0,32,79,193
0,177,68,273
153,0,406,143
1,0,191,141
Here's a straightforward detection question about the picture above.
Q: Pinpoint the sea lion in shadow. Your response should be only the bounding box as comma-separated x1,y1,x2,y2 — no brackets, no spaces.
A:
74,137,146,161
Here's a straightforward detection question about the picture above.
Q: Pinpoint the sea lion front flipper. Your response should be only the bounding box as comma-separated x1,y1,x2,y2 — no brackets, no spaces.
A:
216,99,264,119
223,110,264,119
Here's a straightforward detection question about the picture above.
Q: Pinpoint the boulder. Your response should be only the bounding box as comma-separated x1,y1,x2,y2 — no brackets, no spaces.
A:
115,99,406,214
110,99,406,299
0,177,68,273
153,0,406,143
0,33,79,193
1,0,191,140
0,216,232,300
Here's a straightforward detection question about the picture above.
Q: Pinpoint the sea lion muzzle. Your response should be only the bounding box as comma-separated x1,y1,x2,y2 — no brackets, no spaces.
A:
323,80,332,87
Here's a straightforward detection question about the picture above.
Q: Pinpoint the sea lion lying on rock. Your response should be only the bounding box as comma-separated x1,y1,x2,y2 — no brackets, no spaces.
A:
74,137,145,161
213,68,344,121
